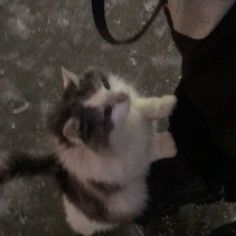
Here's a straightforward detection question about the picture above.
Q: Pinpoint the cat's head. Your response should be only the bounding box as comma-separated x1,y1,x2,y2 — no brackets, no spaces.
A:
49,67,130,151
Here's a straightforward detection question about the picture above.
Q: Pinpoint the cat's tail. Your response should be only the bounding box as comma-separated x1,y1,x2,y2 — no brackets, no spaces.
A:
0,151,59,184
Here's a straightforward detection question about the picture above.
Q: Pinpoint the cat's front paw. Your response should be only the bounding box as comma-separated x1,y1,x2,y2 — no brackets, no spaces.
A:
152,131,177,160
155,95,177,118
144,95,177,120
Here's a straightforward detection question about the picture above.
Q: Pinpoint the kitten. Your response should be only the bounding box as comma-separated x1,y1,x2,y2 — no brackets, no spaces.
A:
0,67,177,235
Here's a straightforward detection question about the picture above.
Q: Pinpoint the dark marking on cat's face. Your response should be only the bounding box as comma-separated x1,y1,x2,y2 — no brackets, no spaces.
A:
48,67,114,150
71,104,114,148
76,69,102,98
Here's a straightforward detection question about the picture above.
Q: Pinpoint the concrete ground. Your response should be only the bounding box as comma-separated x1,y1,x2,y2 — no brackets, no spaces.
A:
0,0,235,235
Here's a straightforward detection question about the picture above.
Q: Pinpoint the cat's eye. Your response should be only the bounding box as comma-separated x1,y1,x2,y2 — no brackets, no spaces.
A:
104,106,112,119
101,78,110,90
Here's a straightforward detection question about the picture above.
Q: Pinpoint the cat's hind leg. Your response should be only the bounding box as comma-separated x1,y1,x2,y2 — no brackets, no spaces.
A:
63,196,115,236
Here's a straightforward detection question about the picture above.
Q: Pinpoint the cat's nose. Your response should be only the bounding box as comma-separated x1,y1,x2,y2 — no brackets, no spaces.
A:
111,92,129,104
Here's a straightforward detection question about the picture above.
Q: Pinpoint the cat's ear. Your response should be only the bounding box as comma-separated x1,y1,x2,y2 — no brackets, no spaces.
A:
111,92,130,124
63,118,80,144
61,67,79,89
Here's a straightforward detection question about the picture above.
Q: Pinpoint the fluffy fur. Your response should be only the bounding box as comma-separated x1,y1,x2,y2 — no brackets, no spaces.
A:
0,67,177,236
50,67,177,235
